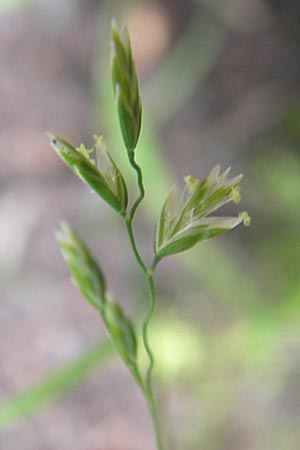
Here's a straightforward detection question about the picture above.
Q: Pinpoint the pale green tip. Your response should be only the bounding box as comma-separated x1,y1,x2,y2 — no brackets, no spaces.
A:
239,211,251,226
230,185,242,205
46,131,56,142
55,221,70,242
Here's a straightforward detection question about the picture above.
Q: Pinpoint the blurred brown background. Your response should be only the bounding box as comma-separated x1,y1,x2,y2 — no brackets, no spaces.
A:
1,1,300,449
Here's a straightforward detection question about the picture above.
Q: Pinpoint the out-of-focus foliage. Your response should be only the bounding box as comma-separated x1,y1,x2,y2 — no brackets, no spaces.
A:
0,340,113,428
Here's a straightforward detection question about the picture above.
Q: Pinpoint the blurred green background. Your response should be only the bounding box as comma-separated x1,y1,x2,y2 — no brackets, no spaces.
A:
0,1,300,449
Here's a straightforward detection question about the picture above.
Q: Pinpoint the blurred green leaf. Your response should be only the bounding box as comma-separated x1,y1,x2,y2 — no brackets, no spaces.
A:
143,13,227,126
0,340,113,429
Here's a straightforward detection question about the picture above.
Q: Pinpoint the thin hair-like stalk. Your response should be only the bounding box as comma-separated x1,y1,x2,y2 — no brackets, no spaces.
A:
123,156,164,450
128,153,145,220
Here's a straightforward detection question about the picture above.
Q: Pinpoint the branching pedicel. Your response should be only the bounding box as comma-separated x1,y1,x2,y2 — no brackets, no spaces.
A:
49,20,250,450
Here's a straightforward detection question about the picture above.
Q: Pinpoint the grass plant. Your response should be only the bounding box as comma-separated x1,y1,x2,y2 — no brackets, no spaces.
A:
49,21,250,450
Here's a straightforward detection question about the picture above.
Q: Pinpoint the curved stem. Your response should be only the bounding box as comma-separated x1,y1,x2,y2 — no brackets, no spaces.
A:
129,153,145,220
125,218,164,450
125,218,147,273
123,154,164,450
143,271,164,450
124,218,155,383
143,272,155,392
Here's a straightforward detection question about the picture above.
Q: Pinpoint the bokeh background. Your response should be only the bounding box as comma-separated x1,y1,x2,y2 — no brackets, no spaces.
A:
1,1,300,449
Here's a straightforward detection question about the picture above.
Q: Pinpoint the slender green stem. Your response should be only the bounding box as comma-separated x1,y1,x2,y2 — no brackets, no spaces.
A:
129,153,145,220
124,218,155,381
145,380,164,450
150,255,161,273
143,272,156,392
125,218,147,273
130,365,145,391
126,222,164,450
123,153,164,450
143,271,164,450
